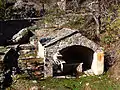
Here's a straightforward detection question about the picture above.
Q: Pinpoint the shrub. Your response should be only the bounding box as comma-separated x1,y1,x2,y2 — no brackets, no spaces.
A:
0,0,6,20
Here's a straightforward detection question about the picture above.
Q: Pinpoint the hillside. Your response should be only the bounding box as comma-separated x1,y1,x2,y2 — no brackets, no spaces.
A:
0,0,120,90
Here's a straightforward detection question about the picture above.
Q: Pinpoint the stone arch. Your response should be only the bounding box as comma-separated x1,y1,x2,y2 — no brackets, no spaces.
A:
58,45,94,71
52,45,95,76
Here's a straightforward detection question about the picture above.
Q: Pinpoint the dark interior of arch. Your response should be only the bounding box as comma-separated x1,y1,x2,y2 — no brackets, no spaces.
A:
53,45,94,76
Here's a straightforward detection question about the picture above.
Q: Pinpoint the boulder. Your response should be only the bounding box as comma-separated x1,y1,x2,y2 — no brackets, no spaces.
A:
11,28,34,44
12,0,38,18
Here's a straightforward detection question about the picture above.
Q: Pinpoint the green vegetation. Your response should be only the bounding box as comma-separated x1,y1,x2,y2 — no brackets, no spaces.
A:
0,0,13,20
7,74,120,90
100,6,120,45
43,8,66,24
0,0,6,20
63,15,85,29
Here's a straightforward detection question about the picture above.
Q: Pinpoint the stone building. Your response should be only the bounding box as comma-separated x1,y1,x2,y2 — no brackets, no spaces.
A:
35,28,104,78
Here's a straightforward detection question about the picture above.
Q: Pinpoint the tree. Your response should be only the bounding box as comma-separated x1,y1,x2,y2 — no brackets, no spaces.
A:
87,0,101,37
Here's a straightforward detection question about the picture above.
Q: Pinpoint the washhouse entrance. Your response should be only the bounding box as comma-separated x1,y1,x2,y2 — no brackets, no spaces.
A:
53,45,94,76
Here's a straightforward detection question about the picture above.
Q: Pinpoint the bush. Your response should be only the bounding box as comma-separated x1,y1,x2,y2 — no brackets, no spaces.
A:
0,0,6,20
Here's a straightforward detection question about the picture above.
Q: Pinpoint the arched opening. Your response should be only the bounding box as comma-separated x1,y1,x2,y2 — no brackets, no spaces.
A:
53,45,94,76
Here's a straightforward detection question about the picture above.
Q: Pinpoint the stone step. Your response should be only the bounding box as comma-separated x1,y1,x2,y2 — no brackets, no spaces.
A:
19,50,37,59
19,44,36,50
19,58,43,62
19,43,38,59
18,57,44,78
19,49,36,55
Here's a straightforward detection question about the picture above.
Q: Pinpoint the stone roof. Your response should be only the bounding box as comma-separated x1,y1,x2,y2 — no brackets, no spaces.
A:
35,28,100,51
35,28,77,40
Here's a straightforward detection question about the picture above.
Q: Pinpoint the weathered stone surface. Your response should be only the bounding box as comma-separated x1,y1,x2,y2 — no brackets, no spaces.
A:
44,28,100,62
45,30,78,47
19,44,35,50
18,42,44,79
44,58,53,78
19,44,37,59
12,0,38,18
18,58,44,78
13,0,24,9
36,28,102,78
11,28,34,44
57,0,66,11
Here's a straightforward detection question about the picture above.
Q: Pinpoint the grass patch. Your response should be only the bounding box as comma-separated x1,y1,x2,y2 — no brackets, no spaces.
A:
62,15,85,29
7,74,120,90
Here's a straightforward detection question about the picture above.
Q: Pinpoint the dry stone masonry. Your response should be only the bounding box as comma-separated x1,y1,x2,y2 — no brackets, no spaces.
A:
35,28,104,78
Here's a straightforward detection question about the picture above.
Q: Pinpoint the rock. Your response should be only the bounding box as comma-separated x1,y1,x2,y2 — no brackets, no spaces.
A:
34,71,41,76
12,0,38,18
19,44,35,50
86,83,89,86
11,28,34,44
76,63,83,77
30,86,38,90
13,0,24,9
57,0,66,11
44,59,53,78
